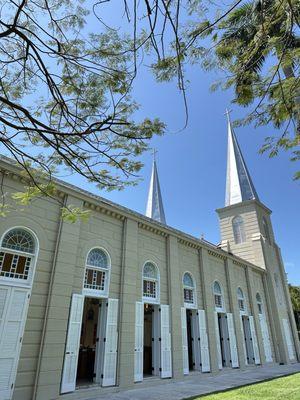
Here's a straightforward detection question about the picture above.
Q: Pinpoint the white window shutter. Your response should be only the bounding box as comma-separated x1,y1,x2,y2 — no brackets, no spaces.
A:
282,318,296,361
227,313,239,368
240,317,248,365
259,314,273,362
249,316,260,364
61,294,84,394
160,305,172,378
181,307,189,375
0,287,30,400
214,311,223,370
134,302,144,382
198,310,210,372
102,299,119,387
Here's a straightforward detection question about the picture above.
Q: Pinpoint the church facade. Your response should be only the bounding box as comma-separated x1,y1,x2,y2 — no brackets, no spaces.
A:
0,116,299,400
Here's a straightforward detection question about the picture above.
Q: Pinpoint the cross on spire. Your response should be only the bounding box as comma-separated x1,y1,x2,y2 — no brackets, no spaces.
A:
152,148,158,161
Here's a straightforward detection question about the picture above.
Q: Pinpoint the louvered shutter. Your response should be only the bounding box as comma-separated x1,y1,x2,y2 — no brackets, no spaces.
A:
282,318,296,361
61,294,84,394
227,313,239,368
198,310,210,372
259,314,273,362
102,299,119,386
181,307,189,375
0,287,30,400
249,316,260,364
160,305,172,378
214,312,223,370
134,302,144,382
240,317,248,365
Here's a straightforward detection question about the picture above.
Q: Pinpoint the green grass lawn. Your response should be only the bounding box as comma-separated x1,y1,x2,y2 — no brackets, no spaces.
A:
193,373,300,400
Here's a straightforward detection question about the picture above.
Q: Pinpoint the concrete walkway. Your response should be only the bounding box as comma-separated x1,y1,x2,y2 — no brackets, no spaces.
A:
72,363,300,400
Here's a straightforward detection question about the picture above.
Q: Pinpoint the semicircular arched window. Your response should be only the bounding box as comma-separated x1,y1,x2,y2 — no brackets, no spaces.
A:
232,216,246,244
143,262,159,302
256,293,263,314
237,287,245,312
0,228,37,284
213,281,223,310
84,248,110,296
183,272,196,307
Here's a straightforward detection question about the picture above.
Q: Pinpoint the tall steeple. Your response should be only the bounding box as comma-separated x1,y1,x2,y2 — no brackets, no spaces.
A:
225,110,259,206
146,151,166,224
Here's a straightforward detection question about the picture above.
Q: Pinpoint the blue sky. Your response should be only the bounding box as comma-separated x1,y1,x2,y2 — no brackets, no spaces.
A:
62,57,300,285
3,2,299,284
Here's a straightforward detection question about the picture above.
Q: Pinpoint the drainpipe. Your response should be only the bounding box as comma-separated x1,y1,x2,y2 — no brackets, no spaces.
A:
32,194,67,400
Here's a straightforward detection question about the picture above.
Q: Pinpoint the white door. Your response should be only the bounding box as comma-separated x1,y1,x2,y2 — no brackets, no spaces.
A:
249,316,260,364
181,307,189,375
61,294,84,394
214,312,223,370
227,313,239,368
0,286,30,400
282,318,296,361
102,299,119,386
134,302,144,382
198,310,210,372
160,305,172,378
259,314,273,362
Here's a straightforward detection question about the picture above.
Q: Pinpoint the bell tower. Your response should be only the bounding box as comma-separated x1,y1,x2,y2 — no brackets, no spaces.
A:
217,110,274,268
216,110,300,363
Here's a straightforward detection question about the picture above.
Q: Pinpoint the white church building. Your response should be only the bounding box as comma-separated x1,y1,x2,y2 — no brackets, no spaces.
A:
0,115,299,400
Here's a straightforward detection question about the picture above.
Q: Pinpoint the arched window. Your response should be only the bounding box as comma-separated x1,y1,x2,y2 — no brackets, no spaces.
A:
143,262,159,302
183,272,196,307
262,217,271,243
0,227,36,284
232,216,246,244
237,287,245,312
84,248,110,296
256,293,263,314
213,281,223,309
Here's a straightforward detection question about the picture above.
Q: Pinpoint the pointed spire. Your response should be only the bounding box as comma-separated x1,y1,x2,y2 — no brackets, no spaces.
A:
225,110,259,206
146,150,166,224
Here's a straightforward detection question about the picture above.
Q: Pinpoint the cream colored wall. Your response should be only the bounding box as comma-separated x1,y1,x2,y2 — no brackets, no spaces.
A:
0,176,62,400
178,244,203,309
75,208,123,298
230,264,250,314
1,172,294,400
252,270,276,359
138,229,168,304
207,255,230,312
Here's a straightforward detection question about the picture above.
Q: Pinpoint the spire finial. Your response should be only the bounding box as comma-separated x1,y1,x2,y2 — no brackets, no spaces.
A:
225,111,259,206
152,148,158,162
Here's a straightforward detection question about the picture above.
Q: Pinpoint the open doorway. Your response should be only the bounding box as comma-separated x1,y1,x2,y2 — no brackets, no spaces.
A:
76,297,103,387
143,303,160,377
218,314,231,367
186,309,200,371
242,316,255,364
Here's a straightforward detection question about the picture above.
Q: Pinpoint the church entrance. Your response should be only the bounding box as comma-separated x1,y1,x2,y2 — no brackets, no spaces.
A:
76,297,105,387
218,314,231,367
143,304,160,377
242,316,255,364
186,309,200,371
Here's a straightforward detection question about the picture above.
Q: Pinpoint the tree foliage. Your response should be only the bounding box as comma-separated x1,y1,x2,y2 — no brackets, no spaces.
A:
0,0,299,221
149,0,300,178
289,284,300,312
